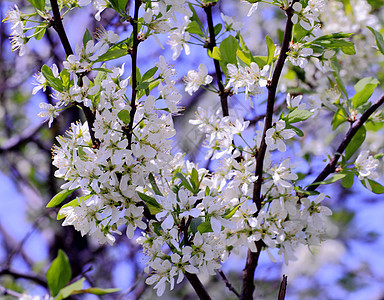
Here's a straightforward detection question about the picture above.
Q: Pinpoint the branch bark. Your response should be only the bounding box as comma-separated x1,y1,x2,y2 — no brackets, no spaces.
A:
204,4,229,117
240,5,296,299
307,94,384,191
185,272,212,300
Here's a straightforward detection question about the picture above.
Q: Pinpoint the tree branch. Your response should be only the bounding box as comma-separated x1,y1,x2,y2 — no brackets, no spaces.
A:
0,268,47,288
49,0,99,147
125,0,141,149
218,270,240,298
204,3,229,117
185,272,212,300
240,6,296,300
278,275,288,300
307,94,384,191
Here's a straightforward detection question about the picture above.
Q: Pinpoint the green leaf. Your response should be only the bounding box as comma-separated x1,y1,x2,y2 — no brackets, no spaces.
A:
214,23,222,36
47,189,77,208
224,203,241,219
74,287,121,296
309,174,347,187
361,179,384,194
175,173,194,193
253,56,268,68
57,197,87,220
331,108,348,130
285,124,304,137
95,44,128,62
236,49,252,65
27,0,45,10
341,171,355,189
188,3,203,29
186,21,204,35
190,218,203,234
60,69,70,89
83,29,93,47
265,35,275,65
141,66,158,82
208,47,221,61
344,126,366,160
46,250,72,297
285,109,313,123
330,58,348,98
42,65,63,92
137,192,161,214
293,23,309,42
148,173,163,196
219,36,239,64
367,26,384,55
352,77,379,108
55,278,85,300
197,221,213,233
34,25,46,41
117,109,131,124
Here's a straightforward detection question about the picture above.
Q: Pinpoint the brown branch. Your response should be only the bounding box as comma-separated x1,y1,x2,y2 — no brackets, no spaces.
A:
125,0,141,149
0,123,45,153
218,270,240,298
278,275,288,300
0,268,47,288
203,3,229,117
240,5,297,300
185,272,212,300
49,0,99,147
307,93,384,191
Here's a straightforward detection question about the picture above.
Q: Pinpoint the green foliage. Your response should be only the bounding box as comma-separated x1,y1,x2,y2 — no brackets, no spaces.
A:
46,250,72,297
285,109,313,124
309,173,347,187
137,192,162,214
82,29,93,47
308,33,355,55
197,221,213,233
149,173,163,196
352,77,379,109
46,189,78,208
344,126,366,160
42,65,63,92
367,26,384,55
340,170,355,188
27,0,45,11
361,179,384,194
117,109,131,124
265,35,275,65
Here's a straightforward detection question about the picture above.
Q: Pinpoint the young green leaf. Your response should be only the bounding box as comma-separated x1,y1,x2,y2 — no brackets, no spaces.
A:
117,109,131,124
341,171,355,189
137,192,161,214
141,66,158,82
361,179,384,194
42,65,63,92
186,21,204,35
352,77,379,108
265,35,275,65
344,126,366,160
46,188,77,208
219,36,239,64
197,221,213,233
83,29,93,47
149,173,163,196
74,287,121,296
175,173,194,193
367,26,384,55
55,278,85,300
285,109,313,123
27,0,45,11
46,250,72,297
308,173,347,187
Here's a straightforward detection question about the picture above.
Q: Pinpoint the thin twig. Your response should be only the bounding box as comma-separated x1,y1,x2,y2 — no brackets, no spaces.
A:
0,268,47,288
203,3,229,117
307,94,384,191
218,270,240,298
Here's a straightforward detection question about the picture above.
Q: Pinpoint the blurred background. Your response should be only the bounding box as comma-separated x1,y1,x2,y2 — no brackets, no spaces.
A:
1,0,384,299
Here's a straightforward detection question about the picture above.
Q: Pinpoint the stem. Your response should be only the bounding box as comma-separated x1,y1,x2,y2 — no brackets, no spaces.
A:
278,275,288,300
49,0,99,147
185,272,212,300
204,4,229,117
218,270,240,298
125,0,141,149
307,94,384,191
240,6,296,300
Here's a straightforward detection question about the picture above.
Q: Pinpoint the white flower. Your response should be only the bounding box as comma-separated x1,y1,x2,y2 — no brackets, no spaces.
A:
38,103,60,127
288,43,313,68
286,93,306,110
221,13,243,31
269,158,298,193
168,16,191,60
184,64,213,95
265,120,296,152
355,151,380,180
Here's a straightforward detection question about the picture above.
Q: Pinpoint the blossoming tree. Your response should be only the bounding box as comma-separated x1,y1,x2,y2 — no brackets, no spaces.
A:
3,0,384,298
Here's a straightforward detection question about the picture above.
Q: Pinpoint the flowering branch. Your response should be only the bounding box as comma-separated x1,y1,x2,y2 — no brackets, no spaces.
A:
125,0,141,149
204,3,229,117
49,0,99,147
307,93,384,191
241,5,296,300
185,272,212,300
